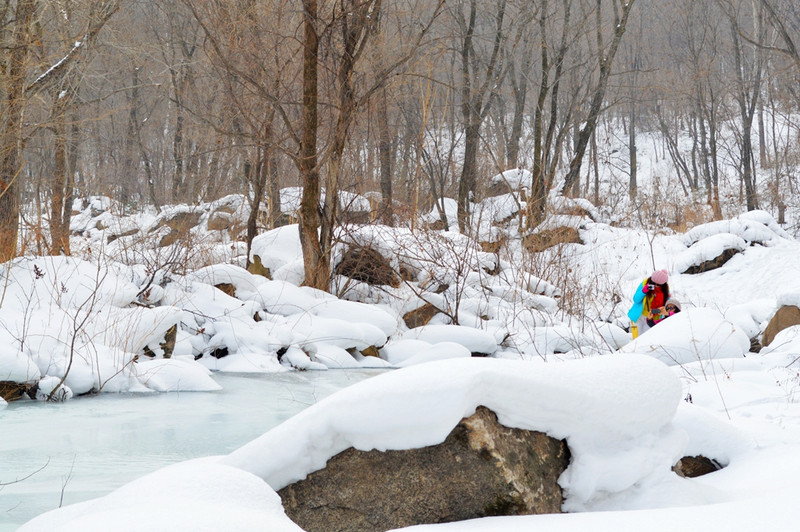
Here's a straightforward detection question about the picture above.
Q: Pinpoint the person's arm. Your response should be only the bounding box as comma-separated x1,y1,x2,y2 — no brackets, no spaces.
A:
631,281,647,304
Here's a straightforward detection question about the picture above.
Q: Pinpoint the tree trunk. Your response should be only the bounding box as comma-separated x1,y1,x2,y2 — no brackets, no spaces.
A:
245,152,268,269
378,86,394,226
456,0,506,233
267,153,281,228
0,0,36,263
51,104,70,255
628,95,637,200
457,121,480,232
298,0,327,290
730,15,762,211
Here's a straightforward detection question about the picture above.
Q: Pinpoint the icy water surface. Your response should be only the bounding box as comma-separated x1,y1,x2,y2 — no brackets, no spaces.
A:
0,370,384,530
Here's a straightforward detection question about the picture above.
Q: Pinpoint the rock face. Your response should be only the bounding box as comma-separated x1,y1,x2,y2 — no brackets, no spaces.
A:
152,211,203,247
334,246,400,288
402,302,441,329
278,406,570,532
682,247,739,274
762,305,800,347
673,455,723,477
522,227,582,253
0,381,30,402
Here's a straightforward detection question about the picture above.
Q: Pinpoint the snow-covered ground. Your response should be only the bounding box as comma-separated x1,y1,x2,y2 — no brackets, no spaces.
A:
4,186,800,529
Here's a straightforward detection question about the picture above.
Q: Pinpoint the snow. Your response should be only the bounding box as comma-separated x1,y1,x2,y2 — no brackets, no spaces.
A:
6,186,800,529
397,324,499,354
618,308,751,367
220,355,681,500
671,233,746,273
490,168,533,190
20,460,304,532
0,349,40,383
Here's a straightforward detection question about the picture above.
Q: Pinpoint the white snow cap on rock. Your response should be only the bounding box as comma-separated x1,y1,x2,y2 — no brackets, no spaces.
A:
397,324,499,355
222,354,683,511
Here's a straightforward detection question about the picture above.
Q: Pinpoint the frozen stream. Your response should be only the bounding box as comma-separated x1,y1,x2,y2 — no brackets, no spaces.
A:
0,370,384,530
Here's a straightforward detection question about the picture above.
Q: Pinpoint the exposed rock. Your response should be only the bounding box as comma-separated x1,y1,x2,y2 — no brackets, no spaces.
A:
359,346,381,358
403,302,441,329
522,227,582,253
247,255,272,279
106,228,139,244
215,283,237,298
682,247,739,275
339,209,371,225
0,381,30,402
152,211,202,247
142,324,178,359
334,246,400,288
486,179,513,197
207,211,234,231
160,324,178,359
673,455,723,478
749,336,762,353
762,305,800,347
278,406,569,532
210,347,229,359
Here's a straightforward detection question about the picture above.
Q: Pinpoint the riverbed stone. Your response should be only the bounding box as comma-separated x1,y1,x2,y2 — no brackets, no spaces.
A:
278,406,569,532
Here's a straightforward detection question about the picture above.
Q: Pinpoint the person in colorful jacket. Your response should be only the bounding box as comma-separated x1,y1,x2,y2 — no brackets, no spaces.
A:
627,269,670,337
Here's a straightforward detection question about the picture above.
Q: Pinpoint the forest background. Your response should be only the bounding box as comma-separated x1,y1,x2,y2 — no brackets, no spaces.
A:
1,0,799,287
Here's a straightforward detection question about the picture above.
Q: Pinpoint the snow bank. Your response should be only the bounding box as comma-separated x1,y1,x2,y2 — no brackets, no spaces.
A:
222,354,683,511
397,324,499,354
19,459,303,532
672,234,746,273
489,168,532,190
619,308,750,368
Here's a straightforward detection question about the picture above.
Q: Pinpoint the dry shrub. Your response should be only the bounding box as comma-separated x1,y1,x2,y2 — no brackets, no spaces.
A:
667,202,714,232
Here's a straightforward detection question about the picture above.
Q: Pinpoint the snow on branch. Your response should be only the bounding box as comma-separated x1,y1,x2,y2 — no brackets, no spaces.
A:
24,1,119,97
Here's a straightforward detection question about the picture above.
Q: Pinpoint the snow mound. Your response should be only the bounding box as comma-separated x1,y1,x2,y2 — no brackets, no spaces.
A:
619,308,750,367
19,459,303,532
222,354,682,512
398,324,498,355
249,224,304,275
681,211,792,247
672,233,746,273
489,168,532,190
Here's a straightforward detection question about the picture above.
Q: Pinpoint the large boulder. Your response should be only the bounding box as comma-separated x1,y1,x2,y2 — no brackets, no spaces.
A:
762,305,800,347
278,406,569,532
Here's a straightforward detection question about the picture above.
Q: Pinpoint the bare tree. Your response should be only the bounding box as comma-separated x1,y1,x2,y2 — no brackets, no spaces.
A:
452,0,508,233
561,0,636,195
0,0,118,262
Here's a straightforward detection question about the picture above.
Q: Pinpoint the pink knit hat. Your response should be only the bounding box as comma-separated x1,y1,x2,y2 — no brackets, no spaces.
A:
650,269,668,285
